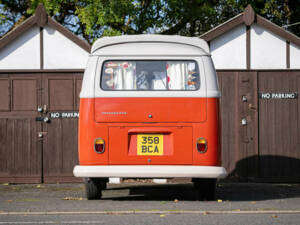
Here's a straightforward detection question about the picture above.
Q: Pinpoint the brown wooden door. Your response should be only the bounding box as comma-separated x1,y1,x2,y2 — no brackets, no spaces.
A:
42,73,82,183
217,71,239,178
217,71,258,181
0,74,42,183
236,71,258,181
258,71,300,182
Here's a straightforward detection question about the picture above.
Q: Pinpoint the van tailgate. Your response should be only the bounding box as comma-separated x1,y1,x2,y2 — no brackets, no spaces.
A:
94,98,206,123
108,126,193,165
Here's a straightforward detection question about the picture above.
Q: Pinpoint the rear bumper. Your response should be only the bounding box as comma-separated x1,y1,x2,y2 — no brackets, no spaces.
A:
73,165,227,179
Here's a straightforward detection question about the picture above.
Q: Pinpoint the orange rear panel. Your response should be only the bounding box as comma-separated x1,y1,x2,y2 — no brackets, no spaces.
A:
78,98,221,166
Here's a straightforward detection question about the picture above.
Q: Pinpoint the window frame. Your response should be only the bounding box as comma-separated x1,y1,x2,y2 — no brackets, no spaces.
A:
100,59,201,91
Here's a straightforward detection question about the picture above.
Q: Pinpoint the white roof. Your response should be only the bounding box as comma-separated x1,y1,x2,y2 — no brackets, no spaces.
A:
91,34,210,54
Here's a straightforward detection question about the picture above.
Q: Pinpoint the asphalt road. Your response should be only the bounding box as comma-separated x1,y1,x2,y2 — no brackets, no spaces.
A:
1,182,300,224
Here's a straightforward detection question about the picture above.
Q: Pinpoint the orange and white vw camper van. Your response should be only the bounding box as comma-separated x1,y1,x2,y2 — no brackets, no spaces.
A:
73,35,226,200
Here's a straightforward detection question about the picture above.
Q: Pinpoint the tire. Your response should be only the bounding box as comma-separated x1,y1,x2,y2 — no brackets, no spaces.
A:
192,178,217,201
84,178,102,200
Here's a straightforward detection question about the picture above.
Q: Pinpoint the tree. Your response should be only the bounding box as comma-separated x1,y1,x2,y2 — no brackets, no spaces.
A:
0,0,88,39
0,1,31,36
1,0,299,43
176,0,300,37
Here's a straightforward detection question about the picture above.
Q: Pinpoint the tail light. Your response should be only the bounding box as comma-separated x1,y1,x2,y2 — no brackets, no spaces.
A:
94,138,105,154
196,138,207,153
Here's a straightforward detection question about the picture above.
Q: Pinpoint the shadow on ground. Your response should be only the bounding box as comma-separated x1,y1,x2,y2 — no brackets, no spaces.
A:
101,182,300,202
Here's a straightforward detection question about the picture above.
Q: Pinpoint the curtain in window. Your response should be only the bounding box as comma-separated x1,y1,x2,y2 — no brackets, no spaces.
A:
114,62,136,90
167,62,188,90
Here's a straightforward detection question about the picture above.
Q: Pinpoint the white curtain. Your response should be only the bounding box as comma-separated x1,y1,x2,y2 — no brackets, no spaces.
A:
167,62,188,90
113,62,136,90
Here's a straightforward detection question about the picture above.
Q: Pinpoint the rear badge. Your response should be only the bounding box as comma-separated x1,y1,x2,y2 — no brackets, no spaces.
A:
101,112,128,115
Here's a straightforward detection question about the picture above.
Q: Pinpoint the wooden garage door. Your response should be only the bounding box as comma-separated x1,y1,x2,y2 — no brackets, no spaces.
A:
218,70,300,182
258,71,300,182
42,73,82,183
0,72,82,184
217,71,258,181
0,74,42,183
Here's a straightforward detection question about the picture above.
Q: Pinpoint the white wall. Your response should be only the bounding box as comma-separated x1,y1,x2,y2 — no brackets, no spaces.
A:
210,25,246,69
43,26,89,69
0,26,40,69
251,24,286,69
290,43,300,69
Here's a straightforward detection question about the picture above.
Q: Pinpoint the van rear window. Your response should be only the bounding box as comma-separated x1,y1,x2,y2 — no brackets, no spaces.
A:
101,60,200,91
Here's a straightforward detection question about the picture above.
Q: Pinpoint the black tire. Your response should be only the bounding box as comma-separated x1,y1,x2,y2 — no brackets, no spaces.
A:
192,178,217,201
84,178,102,200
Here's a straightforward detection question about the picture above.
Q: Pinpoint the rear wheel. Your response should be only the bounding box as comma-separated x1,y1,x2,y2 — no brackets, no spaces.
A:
84,178,107,200
192,178,217,201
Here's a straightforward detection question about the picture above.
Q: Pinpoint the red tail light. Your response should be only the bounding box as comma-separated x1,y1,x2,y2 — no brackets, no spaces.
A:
94,138,105,154
197,138,207,153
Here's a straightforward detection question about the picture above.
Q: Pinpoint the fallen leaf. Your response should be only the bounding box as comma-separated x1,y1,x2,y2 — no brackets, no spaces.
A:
2,183,9,186
272,215,278,218
217,199,223,203
36,184,42,188
250,201,256,204
6,200,13,203
203,211,208,215
160,214,166,218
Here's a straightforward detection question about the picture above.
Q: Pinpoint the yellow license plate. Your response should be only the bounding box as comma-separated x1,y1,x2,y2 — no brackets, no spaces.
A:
137,134,163,155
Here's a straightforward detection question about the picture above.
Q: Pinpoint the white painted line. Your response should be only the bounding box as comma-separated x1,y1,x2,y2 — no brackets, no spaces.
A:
0,222,102,224
0,210,300,216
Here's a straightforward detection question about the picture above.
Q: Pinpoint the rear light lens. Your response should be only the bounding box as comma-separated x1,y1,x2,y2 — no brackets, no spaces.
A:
94,138,105,154
196,138,207,153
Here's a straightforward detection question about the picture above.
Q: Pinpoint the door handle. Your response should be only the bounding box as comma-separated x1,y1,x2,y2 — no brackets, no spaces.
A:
37,106,43,113
36,117,50,123
241,118,247,126
37,105,48,113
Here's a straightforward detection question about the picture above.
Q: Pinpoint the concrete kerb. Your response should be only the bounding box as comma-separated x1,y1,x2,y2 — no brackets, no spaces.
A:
1,210,300,216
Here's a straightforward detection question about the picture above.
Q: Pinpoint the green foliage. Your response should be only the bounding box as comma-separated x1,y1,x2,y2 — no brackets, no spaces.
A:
1,0,299,43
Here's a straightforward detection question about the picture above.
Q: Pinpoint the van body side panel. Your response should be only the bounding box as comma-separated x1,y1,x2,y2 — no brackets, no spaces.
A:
78,98,109,165
192,98,221,166
94,98,207,123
